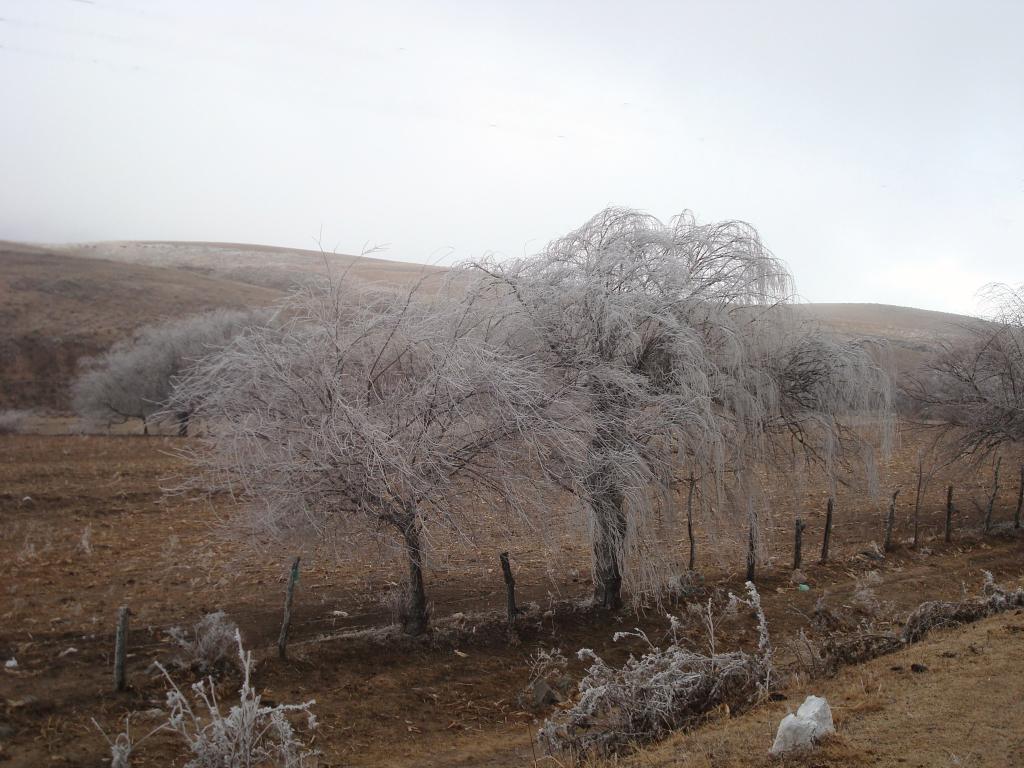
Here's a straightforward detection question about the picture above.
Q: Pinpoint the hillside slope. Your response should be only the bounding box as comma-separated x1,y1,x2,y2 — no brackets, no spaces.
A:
0,243,282,410
2,240,987,413
55,240,446,292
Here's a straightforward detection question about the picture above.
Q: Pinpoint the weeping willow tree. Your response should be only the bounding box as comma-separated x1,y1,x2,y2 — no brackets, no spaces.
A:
469,207,894,607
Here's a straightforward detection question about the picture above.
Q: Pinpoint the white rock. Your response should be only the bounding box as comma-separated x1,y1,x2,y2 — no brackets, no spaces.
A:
770,695,835,755
4,658,17,669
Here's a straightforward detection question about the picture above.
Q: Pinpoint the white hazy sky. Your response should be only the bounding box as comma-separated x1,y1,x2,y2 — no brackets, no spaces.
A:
1,1,1022,314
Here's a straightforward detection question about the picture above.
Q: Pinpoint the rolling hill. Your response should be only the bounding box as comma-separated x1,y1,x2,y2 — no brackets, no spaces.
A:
1,240,985,412
0,243,282,410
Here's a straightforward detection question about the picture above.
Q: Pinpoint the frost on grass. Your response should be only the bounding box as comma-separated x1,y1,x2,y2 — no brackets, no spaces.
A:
159,630,317,768
167,611,239,675
539,582,773,756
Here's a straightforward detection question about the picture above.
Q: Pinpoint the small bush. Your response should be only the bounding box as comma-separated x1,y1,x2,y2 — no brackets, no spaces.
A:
539,582,773,756
160,631,317,768
902,571,1024,643
379,582,430,631
168,611,239,675
0,409,31,435
93,714,161,768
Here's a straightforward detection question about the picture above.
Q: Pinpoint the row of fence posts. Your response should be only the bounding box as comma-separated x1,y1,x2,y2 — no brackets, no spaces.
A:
112,461,1024,689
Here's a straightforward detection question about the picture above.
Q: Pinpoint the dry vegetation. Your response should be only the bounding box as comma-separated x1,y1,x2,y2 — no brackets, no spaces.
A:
2,430,1023,766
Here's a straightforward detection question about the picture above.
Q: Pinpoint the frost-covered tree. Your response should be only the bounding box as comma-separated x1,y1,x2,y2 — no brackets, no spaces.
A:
907,283,1024,457
470,208,892,606
169,278,571,635
72,309,264,434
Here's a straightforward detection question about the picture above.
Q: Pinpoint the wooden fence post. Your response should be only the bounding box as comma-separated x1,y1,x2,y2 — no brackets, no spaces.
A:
114,606,129,691
912,453,924,548
884,490,899,552
1015,466,1023,530
278,556,300,660
820,497,834,563
793,518,807,571
499,551,518,640
945,485,954,543
985,457,1002,533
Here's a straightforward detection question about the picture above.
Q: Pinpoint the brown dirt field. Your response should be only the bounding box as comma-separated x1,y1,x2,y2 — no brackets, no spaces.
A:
1,433,1023,767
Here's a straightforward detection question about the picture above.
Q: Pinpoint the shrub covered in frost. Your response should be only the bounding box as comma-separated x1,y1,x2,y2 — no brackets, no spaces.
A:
539,582,773,756
0,409,30,435
168,611,240,675
902,570,1024,643
160,630,317,768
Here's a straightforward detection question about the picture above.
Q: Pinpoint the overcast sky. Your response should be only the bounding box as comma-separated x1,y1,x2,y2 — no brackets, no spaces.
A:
1,1,1022,314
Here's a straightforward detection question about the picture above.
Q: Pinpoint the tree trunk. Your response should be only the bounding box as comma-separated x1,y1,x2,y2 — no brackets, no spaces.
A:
686,473,696,572
746,522,756,583
591,485,627,610
176,411,190,437
820,496,834,563
401,517,429,635
883,490,899,552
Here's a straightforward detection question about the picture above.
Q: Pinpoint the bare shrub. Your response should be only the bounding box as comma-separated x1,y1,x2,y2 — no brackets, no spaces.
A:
901,571,1024,643
526,646,569,691
804,572,1024,677
0,409,31,434
539,582,773,756
92,714,162,768
159,630,317,768
379,582,431,631
850,570,884,615
167,611,239,675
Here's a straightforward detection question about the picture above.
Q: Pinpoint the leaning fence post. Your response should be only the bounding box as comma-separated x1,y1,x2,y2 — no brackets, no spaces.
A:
278,556,300,660
114,605,129,691
884,489,899,552
1015,466,1023,530
793,518,807,571
945,485,954,543
820,497,834,563
499,551,518,640
985,457,1002,533
912,452,924,548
